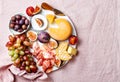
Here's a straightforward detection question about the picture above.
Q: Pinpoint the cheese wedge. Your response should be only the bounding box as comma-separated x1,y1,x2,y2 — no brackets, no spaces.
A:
67,46,77,56
46,14,55,24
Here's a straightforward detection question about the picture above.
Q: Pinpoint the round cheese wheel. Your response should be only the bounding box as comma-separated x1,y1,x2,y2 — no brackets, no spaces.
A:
48,18,72,41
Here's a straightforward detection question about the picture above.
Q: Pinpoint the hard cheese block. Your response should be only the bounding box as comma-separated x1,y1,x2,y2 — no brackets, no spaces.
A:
67,46,77,56
56,42,72,60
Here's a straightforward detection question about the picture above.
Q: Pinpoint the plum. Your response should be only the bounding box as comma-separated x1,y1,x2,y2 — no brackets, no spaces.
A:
38,31,50,43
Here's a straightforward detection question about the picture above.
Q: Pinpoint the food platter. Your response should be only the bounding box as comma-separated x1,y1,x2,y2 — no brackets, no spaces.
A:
6,2,78,74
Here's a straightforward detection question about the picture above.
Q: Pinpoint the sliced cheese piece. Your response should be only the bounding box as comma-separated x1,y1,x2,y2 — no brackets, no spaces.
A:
56,51,72,61
55,42,71,60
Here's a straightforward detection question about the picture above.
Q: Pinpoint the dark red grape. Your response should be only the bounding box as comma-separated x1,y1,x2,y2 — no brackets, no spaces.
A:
20,57,24,62
23,55,29,61
21,61,26,67
9,35,15,42
15,35,20,38
20,66,25,70
30,61,36,65
25,61,30,66
20,35,26,41
25,49,30,54
15,63,21,68
6,41,13,47
14,58,21,65
29,65,37,73
29,57,34,62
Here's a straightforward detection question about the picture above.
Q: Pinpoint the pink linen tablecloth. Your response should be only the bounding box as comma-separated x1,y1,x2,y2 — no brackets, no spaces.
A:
0,0,120,82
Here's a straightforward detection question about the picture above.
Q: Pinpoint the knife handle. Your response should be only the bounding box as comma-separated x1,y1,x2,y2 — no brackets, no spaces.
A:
41,2,54,10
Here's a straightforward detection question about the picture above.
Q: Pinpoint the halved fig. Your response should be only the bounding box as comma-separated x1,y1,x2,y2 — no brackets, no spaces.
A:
47,38,58,49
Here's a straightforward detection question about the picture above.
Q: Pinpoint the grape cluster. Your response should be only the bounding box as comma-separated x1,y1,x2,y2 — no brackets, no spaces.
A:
9,14,29,32
6,34,38,73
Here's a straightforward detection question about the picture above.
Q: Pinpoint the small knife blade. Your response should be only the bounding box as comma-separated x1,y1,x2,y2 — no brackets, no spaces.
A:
41,2,65,16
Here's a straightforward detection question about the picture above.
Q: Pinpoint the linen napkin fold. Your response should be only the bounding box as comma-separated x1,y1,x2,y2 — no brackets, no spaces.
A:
9,65,48,80
0,63,48,82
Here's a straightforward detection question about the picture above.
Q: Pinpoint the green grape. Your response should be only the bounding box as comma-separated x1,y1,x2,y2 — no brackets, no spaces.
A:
11,57,16,61
27,54,31,57
14,58,21,65
8,46,15,50
17,46,24,50
29,57,34,61
19,51,25,55
14,49,19,54
25,66,31,73
13,53,19,59
14,43,21,48
8,50,14,57
16,38,21,44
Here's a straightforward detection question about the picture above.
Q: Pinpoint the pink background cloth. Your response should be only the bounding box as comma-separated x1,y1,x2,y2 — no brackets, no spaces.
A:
0,0,120,82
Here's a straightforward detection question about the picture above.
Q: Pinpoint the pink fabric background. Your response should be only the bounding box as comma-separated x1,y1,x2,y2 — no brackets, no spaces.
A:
0,0,120,82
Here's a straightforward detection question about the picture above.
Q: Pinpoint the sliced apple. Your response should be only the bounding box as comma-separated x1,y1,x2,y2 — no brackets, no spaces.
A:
48,18,72,41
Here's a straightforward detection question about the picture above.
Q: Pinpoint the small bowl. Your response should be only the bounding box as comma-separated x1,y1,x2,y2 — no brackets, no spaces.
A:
9,14,30,35
31,14,48,31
